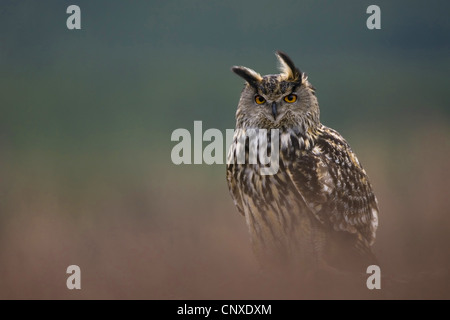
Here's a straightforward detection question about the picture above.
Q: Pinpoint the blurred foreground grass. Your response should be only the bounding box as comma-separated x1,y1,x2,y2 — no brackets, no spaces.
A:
0,120,449,299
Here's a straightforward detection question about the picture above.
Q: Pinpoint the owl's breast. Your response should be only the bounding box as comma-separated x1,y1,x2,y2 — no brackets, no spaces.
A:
229,159,316,256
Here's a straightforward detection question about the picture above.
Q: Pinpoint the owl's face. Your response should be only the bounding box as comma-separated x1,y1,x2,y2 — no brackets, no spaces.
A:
232,51,319,131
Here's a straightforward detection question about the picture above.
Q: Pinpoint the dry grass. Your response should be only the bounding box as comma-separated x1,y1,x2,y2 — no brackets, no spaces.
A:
0,123,449,299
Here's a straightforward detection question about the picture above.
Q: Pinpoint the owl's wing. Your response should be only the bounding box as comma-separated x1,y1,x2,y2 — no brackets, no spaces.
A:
283,128,379,246
226,164,245,216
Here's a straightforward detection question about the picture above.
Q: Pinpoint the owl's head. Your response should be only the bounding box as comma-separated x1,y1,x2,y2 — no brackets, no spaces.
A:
232,51,319,131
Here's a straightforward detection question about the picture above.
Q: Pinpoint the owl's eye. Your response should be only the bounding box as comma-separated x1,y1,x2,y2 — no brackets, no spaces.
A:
255,95,266,105
284,94,297,103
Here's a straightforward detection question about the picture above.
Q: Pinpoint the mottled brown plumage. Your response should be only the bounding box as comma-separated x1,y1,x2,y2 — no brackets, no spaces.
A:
227,51,379,275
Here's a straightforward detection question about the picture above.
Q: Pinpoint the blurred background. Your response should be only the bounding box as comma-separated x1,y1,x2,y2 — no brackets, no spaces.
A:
0,0,449,299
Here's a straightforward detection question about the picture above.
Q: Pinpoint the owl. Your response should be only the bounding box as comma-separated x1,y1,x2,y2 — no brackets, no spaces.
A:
226,51,379,275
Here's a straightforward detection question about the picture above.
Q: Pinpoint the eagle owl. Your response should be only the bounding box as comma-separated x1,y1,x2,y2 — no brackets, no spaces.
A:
226,51,379,275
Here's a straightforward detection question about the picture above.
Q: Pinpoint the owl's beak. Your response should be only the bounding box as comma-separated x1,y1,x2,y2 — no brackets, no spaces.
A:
271,101,278,120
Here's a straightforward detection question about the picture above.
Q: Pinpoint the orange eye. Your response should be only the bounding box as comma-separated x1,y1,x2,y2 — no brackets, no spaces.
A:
255,95,266,105
284,94,297,103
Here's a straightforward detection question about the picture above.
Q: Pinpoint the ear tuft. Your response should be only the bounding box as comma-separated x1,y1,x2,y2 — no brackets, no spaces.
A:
231,66,262,88
276,51,302,82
